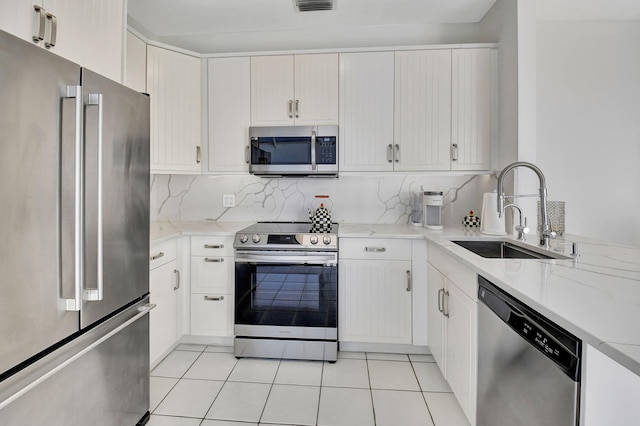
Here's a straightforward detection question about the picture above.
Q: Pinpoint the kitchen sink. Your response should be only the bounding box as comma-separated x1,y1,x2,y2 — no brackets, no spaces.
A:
451,239,571,260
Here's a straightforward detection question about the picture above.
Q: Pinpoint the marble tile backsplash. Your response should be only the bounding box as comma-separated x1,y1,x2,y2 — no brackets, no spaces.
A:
151,173,497,227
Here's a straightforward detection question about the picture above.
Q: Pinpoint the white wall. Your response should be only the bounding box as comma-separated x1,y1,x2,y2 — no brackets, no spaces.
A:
537,21,640,247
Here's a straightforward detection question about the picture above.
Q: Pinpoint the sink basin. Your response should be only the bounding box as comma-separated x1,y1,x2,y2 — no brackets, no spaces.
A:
451,239,570,260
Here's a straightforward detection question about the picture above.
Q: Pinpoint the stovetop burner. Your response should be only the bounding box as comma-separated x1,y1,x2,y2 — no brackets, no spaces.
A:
233,221,338,251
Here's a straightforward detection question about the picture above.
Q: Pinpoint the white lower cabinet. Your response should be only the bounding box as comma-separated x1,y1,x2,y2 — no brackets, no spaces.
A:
149,239,180,366
427,243,478,424
339,238,414,345
189,236,234,337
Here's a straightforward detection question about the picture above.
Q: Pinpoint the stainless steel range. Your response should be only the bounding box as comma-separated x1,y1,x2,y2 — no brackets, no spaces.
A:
233,222,338,362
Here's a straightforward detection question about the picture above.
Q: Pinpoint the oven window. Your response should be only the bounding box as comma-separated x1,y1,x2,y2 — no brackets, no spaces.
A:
235,263,337,328
251,137,311,165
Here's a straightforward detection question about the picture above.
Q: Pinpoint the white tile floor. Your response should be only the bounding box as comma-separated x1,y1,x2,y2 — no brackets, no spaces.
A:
148,344,469,426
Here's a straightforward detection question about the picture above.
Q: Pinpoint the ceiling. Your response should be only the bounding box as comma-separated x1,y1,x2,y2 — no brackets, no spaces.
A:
127,0,640,54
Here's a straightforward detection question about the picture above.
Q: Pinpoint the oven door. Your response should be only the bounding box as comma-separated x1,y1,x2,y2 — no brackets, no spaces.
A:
234,251,337,340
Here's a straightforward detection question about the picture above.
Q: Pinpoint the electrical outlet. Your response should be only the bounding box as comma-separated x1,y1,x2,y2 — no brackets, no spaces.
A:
222,194,236,208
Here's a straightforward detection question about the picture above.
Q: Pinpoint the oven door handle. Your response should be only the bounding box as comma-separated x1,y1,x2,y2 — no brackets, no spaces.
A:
235,251,337,265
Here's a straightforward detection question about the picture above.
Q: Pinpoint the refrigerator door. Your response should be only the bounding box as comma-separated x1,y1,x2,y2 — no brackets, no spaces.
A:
81,68,150,328
0,30,81,377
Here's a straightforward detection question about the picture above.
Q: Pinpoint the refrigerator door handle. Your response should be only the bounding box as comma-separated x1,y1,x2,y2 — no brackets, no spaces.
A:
62,85,83,312
85,93,104,302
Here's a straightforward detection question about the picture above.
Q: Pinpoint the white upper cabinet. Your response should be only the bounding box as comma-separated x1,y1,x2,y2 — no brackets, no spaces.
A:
451,48,492,171
394,50,452,171
207,57,251,173
339,52,395,172
0,0,125,83
147,45,202,174
125,31,146,93
251,54,338,126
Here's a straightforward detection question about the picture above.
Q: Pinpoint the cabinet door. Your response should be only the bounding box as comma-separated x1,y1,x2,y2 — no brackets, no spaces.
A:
147,46,202,173
250,55,294,126
339,52,395,172
427,263,446,372
294,53,338,126
451,48,492,171
126,30,146,92
445,281,477,422
394,50,452,171
339,259,412,344
0,0,39,43
149,260,178,365
208,57,251,172
0,0,124,83
191,293,233,336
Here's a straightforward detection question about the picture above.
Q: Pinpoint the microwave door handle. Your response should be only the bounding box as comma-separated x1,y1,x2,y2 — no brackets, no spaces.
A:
311,130,317,171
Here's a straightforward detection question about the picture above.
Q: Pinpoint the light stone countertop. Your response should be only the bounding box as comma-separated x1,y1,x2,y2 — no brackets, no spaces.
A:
151,220,640,375
150,220,254,244
341,222,640,376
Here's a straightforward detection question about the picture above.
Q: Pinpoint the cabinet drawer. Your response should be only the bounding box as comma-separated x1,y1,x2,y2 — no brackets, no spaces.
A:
190,236,234,256
339,238,411,260
191,293,233,336
191,255,234,293
149,239,177,270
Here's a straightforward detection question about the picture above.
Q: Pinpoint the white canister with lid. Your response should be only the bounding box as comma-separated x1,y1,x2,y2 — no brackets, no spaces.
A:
480,191,506,235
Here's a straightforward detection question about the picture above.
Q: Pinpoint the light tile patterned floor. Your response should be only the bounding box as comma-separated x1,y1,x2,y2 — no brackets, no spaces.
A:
148,344,469,426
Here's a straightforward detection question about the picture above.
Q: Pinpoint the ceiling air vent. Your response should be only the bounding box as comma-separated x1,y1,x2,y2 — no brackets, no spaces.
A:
295,0,335,12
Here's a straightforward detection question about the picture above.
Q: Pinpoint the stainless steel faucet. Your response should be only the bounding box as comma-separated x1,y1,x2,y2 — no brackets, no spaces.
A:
496,162,556,248
505,204,529,242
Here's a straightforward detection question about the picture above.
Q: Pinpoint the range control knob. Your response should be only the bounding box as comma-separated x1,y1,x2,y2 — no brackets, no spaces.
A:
310,235,319,245
239,234,249,244
252,234,261,243
323,235,332,245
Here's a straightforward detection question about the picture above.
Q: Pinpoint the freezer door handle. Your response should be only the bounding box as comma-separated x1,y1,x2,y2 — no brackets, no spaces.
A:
85,93,104,302
61,85,83,312
0,301,155,411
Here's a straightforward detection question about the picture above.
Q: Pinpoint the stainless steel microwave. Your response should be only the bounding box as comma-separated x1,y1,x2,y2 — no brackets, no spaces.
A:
248,126,338,176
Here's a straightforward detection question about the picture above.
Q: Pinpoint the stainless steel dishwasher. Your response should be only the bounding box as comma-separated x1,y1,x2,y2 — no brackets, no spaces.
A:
477,276,581,426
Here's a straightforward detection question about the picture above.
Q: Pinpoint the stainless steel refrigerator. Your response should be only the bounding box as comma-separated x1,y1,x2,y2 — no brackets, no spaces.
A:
0,29,152,425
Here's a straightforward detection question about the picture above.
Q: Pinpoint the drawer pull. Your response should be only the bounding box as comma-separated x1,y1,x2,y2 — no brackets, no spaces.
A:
204,258,224,263
406,270,412,292
204,295,224,301
150,252,165,261
204,244,224,249
365,247,386,252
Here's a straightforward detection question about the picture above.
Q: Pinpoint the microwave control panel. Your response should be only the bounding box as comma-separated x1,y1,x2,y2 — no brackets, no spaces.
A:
316,138,337,164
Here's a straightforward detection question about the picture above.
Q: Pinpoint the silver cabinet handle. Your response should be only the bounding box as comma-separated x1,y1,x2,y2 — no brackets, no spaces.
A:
173,269,180,291
365,247,386,252
451,144,458,162
44,12,57,49
288,100,293,118
204,295,224,301
204,244,224,249
443,290,450,318
196,146,201,164
406,270,412,292
245,145,250,164
86,93,104,302
33,5,46,43
295,99,300,118
150,252,165,261
204,258,224,263
387,144,393,163
437,288,444,314
394,144,400,162
61,85,82,312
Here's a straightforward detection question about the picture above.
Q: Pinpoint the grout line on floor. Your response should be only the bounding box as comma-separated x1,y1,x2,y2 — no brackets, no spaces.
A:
410,359,437,426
